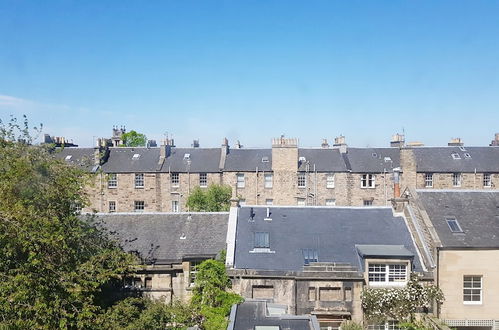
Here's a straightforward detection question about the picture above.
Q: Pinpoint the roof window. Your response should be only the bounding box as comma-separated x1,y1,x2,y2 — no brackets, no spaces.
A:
65,155,72,161
446,217,464,233
451,153,461,160
384,157,392,162
459,146,467,151
261,156,269,163
464,153,472,159
132,153,140,160
298,156,306,162
184,153,191,160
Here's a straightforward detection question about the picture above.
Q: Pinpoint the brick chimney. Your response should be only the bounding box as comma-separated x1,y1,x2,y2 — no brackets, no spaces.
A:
321,138,330,149
390,133,405,148
332,135,347,154
272,136,298,171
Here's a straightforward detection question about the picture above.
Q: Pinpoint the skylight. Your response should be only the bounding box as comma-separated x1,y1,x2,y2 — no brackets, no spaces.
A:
261,156,269,163
451,153,461,160
183,153,190,160
132,153,140,160
446,217,464,233
464,153,472,159
459,146,467,151
384,157,392,162
65,155,72,161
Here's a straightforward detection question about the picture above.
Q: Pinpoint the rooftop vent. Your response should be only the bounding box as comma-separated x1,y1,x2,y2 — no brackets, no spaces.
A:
132,153,140,160
65,155,72,161
180,233,186,240
261,156,269,163
451,153,461,160
372,152,377,158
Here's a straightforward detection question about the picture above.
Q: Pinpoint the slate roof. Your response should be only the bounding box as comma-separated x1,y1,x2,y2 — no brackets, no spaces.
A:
161,148,221,173
96,212,229,264
229,300,320,330
101,147,160,173
54,147,97,172
345,148,400,173
413,146,499,172
233,206,422,272
417,190,499,248
298,149,348,172
224,149,272,172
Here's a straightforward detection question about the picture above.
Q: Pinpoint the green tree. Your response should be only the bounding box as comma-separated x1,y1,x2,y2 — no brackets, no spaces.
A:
186,184,232,212
0,117,136,329
121,130,147,147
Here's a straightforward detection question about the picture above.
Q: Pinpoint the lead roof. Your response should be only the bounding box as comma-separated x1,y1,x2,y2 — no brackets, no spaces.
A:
95,213,229,264
233,206,422,272
417,190,499,248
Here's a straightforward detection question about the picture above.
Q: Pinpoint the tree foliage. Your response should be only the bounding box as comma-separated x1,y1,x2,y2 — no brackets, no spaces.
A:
186,184,232,212
0,117,136,329
361,273,444,323
121,130,147,147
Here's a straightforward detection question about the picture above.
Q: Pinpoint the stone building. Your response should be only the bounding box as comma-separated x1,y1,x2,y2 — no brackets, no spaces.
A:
400,189,499,330
96,212,228,303
225,206,427,329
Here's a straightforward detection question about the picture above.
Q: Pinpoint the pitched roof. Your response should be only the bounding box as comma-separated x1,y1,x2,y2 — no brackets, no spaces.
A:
233,206,422,272
298,149,348,172
417,190,499,248
161,148,221,173
101,147,160,173
224,149,272,172
345,148,400,173
54,147,97,172
96,212,229,264
413,146,499,172
229,300,320,330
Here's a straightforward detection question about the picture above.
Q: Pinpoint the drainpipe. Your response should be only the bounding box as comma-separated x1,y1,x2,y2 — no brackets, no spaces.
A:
393,167,401,198
255,167,258,205
314,164,317,206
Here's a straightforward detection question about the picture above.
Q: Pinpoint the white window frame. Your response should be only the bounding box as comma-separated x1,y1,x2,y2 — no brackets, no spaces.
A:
171,200,179,212
134,200,145,212
452,173,461,187
325,199,336,206
134,173,144,188
368,321,401,330
368,263,408,287
297,198,306,206
424,173,433,188
297,173,306,188
326,173,335,188
361,174,376,188
171,173,180,187
264,173,273,188
463,275,482,304
265,199,273,205
483,173,491,188
109,201,116,213
189,260,204,287
236,173,245,188
108,173,118,188
199,173,207,187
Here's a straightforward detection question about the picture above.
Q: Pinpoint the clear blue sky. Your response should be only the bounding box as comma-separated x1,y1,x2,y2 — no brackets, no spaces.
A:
1,1,498,147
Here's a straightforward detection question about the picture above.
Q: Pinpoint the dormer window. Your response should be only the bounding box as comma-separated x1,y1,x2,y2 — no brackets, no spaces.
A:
451,153,461,160
368,263,408,286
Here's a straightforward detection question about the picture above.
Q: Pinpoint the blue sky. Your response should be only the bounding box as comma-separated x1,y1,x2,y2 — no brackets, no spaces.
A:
1,1,498,147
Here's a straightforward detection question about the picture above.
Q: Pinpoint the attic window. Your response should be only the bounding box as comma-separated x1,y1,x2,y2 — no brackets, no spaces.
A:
464,153,472,159
451,153,461,160
132,153,140,160
446,217,464,233
183,153,190,160
261,156,269,163
384,157,392,162
65,155,72,161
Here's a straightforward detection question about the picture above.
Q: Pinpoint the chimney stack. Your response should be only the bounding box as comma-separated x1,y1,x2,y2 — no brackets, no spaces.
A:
393,167,401,198
219,138,230,170
390,133,405,148
192,139,200,148
490,133,499,146
332,135,347,154
321,138,330,149
448,138,464,147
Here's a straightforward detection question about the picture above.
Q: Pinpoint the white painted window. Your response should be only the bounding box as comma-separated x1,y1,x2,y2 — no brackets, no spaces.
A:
368,321,401,330
463,276,482,304
109,201,116,213
108,173,118,188
171,173,179,187
264,173,273,188
297,198,306,206
199,173,207,187
361,174,375,188
368,263,408,286
265,199,273,205
452,173,461,187
326,174,335,188
134,173,144,188
171,200,179,212
134,201,144,212
424,173,433,188
189,260,203,286
297,173,306,188
325,199,336,206
483,173,491,187
236,173,245,188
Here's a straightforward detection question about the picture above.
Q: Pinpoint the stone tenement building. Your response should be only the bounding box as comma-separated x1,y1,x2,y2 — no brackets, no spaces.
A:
55,132,499,213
